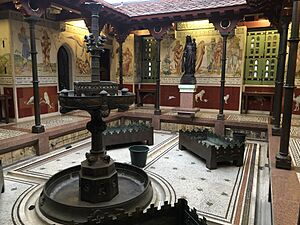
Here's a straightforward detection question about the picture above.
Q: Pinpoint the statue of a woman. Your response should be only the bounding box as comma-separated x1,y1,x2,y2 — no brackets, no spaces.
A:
180,35,197,84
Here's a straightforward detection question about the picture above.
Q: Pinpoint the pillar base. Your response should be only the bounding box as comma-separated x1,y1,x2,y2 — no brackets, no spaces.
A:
154,109,161,115
217,113,225,120
275,153,292,170
272,126,281,136
32,125,45,133
270,117,275,125
215,120,225,136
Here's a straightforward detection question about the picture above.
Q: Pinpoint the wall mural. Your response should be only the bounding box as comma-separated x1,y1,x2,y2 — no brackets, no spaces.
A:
112,34,135,83
0,20,12,77
17,86,58,118
296,45,300,77
0,53,12,75
160,25,246,81
63,33,90,75
12,20,57,77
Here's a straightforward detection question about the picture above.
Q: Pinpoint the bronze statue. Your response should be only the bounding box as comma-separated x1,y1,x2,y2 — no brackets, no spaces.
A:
180,35,197,84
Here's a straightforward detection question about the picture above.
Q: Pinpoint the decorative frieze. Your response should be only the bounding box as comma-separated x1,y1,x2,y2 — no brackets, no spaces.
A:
15,76,58,85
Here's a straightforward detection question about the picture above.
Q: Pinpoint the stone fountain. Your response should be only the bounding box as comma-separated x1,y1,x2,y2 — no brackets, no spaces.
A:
38,3,153,224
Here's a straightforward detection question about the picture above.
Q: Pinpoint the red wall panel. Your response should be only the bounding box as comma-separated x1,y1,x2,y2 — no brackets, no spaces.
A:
17,86,58,118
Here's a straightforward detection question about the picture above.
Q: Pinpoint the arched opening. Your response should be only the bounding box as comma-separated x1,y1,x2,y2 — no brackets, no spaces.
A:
100,49,110,81
57,46,71,91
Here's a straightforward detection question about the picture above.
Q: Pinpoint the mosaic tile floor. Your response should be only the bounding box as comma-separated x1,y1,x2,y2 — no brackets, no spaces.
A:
11,115,88,131
289,138,300,168
1,131,259,225
226,114,269,124
0,128,28,140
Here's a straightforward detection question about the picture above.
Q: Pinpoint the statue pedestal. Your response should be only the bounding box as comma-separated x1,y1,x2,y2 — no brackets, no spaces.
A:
174,84,199,118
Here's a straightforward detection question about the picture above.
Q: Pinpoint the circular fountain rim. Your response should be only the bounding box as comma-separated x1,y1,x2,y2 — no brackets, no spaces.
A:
39,162,153,224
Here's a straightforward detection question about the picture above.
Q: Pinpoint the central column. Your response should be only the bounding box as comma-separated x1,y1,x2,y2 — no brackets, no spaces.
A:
217,34,228,120
276,0,300,170
25,16,45,134
89,3,102,82
272,17,290,136
154,38,162,115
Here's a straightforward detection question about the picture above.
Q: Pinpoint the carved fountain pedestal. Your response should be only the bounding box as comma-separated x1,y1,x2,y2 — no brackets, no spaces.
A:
38,82,153,224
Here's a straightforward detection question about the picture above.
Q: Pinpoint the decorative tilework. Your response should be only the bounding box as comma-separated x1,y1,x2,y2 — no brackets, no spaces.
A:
289,138,300,168
227,114,269,123
11,115,88,130
0,128,28,140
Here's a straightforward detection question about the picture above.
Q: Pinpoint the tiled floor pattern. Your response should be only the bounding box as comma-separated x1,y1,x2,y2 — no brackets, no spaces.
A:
226,114,268,124
14,132,176,178
0,178,39,225
289,138,300,168
290,126,300,138
0,128,28,140
145,142,254,224
10,115,88,131
1,131,257,225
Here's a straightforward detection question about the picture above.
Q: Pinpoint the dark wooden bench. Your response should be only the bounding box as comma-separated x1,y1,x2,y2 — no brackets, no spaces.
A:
102,123,154,149
179,129,245,169
0,160,4,193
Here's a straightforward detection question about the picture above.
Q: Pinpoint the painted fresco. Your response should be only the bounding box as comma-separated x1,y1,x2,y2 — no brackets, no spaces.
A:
112,34,135,83
0,20,12,76
17,86,58,118
12,20,57,77
160,25,246,78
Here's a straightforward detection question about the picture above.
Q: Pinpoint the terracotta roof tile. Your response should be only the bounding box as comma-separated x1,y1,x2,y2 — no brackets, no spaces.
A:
97,0,247,17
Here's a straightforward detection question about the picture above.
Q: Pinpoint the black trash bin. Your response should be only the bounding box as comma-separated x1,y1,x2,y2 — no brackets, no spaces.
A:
129,145,149,167
233,132,246,144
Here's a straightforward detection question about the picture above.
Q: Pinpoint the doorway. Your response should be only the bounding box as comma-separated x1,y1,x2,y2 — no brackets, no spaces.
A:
100,49,110,81
57,46,71,91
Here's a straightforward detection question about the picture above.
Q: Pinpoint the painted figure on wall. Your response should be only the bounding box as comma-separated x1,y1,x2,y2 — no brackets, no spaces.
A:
296,45,300,77
18,26,30,69
123,47,133,76
227,36,242,76
180,35,197,84
67,35,90,75
206,38,216,72
172,40,184,74
213,38,223,73
41,30,52,72
195,40,205,73
0,54,11,75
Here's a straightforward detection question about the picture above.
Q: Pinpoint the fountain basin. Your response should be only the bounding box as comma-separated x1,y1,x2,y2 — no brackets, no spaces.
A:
39,163,153,224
